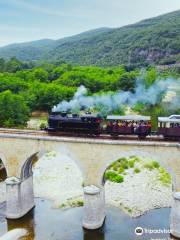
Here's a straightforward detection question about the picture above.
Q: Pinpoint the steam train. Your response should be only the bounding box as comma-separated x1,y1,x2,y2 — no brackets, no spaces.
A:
47,112,180,140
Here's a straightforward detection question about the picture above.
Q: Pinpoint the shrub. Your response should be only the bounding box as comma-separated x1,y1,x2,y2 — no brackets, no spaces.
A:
39,122,47,130
59,203,66,208
105,170,124,183
112,164,120,171
118,166,125,174
134,168,141,174
152,161,160,169
144,161,160,171
117,157,127,162
129,160,135,168
77,200,84,207
158,167,171,186
144,163,154,171
129,156,141,162
120,159,129,169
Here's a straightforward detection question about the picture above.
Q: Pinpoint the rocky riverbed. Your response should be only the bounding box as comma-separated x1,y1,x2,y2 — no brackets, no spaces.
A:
0,151,173,218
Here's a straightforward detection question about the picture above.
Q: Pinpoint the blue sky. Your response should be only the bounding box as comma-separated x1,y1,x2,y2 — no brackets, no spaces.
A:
0,0,179,46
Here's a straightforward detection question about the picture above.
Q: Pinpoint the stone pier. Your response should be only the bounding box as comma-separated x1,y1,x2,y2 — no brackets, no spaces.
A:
5,175,35,219
170,192,180,238
83,185,105,229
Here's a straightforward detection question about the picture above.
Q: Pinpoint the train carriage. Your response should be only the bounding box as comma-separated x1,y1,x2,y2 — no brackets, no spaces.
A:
158,115,180,139
106,115,151,137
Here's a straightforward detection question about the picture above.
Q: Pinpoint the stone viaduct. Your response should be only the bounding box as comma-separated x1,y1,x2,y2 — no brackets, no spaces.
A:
0,132,180,237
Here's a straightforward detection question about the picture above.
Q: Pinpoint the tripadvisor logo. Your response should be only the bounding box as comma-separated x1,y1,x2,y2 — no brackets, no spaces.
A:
135,227,144,236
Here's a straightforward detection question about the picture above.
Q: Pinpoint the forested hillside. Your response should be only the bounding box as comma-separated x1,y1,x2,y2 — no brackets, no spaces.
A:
0,58,179,127
0,10,179,67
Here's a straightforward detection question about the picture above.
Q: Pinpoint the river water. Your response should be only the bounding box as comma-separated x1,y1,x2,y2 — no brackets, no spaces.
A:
0,153,176,240
0,199,174,240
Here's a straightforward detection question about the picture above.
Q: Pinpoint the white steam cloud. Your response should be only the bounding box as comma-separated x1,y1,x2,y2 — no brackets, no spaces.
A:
52,78,180,114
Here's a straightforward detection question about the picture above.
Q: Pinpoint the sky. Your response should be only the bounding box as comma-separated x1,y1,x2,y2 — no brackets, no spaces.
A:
0,0,179,47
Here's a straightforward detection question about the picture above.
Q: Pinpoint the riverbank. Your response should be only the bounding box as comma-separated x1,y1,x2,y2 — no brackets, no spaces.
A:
105,169,172,217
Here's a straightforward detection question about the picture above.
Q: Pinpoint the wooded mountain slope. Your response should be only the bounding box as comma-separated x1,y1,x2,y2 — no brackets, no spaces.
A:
0,10,179,67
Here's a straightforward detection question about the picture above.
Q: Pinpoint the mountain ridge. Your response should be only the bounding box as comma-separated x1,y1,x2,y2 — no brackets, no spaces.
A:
0,10,179,67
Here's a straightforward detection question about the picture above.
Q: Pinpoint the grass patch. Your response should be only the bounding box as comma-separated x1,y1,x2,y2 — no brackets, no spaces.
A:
118,166,125,174
144,161,160,171
158,167,171,186
105,156,162,183
134,168,141,174
105,170,124,183
152,161,160,169
76,200,84,207
59,203,66,208
129,160,135,168
144,163,154,171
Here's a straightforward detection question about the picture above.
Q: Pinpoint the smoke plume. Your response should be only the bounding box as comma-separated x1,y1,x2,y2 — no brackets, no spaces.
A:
52,78,179,114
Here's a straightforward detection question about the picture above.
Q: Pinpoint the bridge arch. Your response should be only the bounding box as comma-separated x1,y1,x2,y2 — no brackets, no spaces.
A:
20,149,85,182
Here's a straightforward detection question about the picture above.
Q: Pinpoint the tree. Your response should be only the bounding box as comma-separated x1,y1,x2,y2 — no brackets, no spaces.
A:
0,58,5,72
52,64,72,80
0,91,30,127
33,68,48,82
116,72,137,92
145,68,158,87
5,57,23,73
0,74,28,93
25,82,75,112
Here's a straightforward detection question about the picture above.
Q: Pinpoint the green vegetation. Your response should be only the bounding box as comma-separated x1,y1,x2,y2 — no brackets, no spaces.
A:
39,122,47,130
144,161,160,171
124,206,132,213
105,156,142,182
0,90,30,127
134,168,141,174
0,11,179,67
76,200,84,207
158,167,171,186
59,199,84,208
104,156,171,188
105,170,124,183
152,161,160,169
0,56,178,127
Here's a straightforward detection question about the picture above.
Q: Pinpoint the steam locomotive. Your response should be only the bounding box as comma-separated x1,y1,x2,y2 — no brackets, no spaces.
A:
47,112,180,140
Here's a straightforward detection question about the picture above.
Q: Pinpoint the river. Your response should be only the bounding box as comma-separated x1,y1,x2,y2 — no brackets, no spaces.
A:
0,199,173,240
0,152,175,239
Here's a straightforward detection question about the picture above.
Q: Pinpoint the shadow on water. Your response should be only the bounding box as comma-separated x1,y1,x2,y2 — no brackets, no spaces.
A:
0,198,177,240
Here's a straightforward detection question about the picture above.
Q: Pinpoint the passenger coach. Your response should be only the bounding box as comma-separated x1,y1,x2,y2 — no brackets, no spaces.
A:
106,115,151,138
158,115,180,139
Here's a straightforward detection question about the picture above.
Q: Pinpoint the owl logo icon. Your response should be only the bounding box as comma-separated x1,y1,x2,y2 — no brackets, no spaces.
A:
135,227,144,236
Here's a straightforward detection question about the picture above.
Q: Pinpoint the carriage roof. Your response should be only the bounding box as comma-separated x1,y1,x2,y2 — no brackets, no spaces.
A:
158,116,180,123
106,115,151,121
